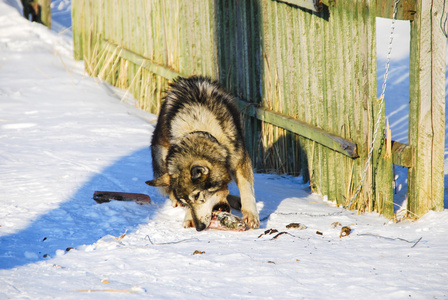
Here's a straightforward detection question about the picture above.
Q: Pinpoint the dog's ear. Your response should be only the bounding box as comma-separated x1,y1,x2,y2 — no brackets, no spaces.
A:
191,165,209,181
145,173,171,187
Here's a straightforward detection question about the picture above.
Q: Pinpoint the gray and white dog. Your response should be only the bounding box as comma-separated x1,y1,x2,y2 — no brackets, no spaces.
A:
146,76,260,231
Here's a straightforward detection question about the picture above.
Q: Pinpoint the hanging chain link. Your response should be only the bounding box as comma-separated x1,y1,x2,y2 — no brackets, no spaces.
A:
346,0,401,209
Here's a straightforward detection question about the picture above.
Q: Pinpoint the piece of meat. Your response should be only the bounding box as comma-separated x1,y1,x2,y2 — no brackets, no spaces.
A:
208,211,249,231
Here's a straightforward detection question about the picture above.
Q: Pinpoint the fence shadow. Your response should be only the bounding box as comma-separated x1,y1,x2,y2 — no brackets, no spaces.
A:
213,0,312,224
253,133,310,227
0,147,163,270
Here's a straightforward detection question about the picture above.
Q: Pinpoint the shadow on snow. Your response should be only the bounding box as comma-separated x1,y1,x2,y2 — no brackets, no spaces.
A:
0,147,291,270
0,148,159,270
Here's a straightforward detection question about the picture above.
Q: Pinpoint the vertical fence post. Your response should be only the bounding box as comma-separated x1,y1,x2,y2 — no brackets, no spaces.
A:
72,0,83,60
408,0,446,217
36,0,51,29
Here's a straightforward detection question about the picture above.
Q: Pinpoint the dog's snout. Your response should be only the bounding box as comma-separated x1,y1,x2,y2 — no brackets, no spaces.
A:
195,222,207,231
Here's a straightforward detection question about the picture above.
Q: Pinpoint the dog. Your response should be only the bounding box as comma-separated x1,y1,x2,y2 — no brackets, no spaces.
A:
146,76,260,231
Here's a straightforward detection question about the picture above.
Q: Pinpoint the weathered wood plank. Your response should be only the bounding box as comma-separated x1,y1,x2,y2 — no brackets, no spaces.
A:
391,140,413,167
274,0,322,12
72,0,83,60
101,40,184,80
273,0,415,20
334,1,350,204
369,0,394,217
36,0,51,28
376,0,416,20
408,0,446,217
237,99,358,158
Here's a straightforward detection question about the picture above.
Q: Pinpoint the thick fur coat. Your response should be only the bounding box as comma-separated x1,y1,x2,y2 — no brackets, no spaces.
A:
146,76,259,231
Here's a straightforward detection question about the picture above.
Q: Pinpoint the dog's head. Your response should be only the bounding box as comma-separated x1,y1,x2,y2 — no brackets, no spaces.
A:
146,132,232,231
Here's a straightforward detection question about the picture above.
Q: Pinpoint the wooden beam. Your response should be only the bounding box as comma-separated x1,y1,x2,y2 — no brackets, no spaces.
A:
390,140,413,167
36,0,51,28
274,0,322,12
408,0,446,217
376,0,416,20
235,99,358,158
275,0,416,20
102,40,184,81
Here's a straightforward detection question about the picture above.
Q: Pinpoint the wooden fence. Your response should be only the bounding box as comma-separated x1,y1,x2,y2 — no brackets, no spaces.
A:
72,0,446,219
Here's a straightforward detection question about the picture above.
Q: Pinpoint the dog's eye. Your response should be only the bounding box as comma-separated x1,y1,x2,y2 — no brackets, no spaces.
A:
191,192,206,203
189,192,200,202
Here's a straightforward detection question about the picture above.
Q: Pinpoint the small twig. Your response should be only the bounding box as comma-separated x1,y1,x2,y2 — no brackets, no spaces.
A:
34,67,52,79
271,211,344,218
410,237,423,248
54,50,75,85
272,232,288,239
358,233,423,247
145,235,199,245
73,289,137,293
257,229,305,241
258,229,278,238
270,232,304,240
116,230,127,242
260,210,343,222
120,61,144,103
97,46,121,80
391,202,420,220
57,26,72,36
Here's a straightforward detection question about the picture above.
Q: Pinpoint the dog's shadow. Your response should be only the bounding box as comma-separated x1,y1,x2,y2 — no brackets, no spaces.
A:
0,146,307,270
0,147,161,270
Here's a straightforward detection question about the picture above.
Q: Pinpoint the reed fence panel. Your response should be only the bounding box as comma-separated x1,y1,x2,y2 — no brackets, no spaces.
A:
72,0,446,218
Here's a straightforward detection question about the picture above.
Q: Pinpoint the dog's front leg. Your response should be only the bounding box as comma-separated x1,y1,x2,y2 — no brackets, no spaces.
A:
235,168,260,229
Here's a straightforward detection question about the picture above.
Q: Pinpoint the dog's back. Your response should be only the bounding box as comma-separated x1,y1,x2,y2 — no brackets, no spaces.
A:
151,76,246,178
154,76,244,147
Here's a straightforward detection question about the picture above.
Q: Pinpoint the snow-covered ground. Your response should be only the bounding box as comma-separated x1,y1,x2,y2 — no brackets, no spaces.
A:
0,1,447,299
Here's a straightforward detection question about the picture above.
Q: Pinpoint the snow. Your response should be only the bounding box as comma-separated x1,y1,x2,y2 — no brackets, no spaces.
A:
0,1,447,299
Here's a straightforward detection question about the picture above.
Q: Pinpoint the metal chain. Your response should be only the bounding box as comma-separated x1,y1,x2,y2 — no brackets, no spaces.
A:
346,0,401,209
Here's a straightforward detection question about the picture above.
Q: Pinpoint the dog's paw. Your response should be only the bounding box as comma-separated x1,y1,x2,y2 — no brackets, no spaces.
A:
183,219,195,228
242,210,260,229
183,210,194,228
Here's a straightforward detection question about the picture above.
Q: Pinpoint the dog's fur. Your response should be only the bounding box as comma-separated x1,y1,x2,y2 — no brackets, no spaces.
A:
146,76,260,231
